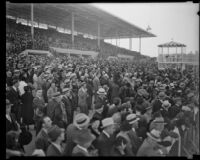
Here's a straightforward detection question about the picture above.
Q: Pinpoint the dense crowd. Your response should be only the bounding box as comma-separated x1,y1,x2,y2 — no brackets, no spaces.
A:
6,18,140,58
6,47,199,157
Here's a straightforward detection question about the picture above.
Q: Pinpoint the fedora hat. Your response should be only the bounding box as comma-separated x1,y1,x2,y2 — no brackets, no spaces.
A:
152,117,167,124
74,113,90,128
147,129,161,142
158,92,166,99
101,117,115,128
162,100,171,108
74,129,95,146
187,92,194,99
126,114,140,124
48,125,65,142
62,88,70,94
137,89,148,97
97,88,107,95
52,92,61,97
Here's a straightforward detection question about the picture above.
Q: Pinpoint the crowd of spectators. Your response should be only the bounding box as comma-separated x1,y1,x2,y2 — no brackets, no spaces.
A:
6,46,199,157
6,18,140,58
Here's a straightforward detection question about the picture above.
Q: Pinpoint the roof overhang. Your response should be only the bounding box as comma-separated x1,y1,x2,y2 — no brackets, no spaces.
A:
6,2,156,39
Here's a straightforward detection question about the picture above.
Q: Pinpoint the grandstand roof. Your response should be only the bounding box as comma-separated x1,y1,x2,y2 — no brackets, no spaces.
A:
158,41,186,47
6,2,156,39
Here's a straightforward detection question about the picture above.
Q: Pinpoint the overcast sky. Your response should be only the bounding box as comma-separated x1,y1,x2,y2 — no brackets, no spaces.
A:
92,2,199,57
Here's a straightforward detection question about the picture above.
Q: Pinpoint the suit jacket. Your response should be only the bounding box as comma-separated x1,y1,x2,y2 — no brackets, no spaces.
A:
78,88,88,106
136,139,163,157
152,99,163,114
6,113,19,133
93,77,100,93
128,129,143,155
62,96,73,124
35,129,50,153
46,99,59,121
95,132,115,156
63,124,79,156
46,144,62,156
72,145,90,156
7,87,21,106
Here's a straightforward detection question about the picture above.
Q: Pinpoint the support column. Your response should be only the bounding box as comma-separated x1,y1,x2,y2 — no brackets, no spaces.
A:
71,12,74,48
139,36,141,53
97,23,100,49
129,38,132,50
31,3,34,49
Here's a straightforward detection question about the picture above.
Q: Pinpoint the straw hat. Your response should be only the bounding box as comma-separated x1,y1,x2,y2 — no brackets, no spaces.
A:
74,129,96,146
158,92,166,99
126,114,140,124
147,129,161,142
101,117,115,128
74,113,90,128
152,117,167,124
162,100,171,108
97,88,107,95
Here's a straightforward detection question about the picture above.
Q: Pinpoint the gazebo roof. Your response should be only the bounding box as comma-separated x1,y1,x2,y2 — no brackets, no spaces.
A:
158,41,186,47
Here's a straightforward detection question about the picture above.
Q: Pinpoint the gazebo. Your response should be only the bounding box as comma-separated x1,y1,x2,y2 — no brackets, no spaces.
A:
157,41,187,70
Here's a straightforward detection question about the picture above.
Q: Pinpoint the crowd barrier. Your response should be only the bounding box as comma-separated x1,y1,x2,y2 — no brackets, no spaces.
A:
179,106,199,158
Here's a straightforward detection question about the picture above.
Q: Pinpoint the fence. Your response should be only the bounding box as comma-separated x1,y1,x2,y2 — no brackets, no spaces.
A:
180,106,199,158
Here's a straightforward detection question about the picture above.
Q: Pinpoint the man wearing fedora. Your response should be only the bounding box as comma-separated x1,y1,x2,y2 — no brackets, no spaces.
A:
35,116,53,154
95,88,109,119
46,92,62,122
7,78,22,123
6,99,20,134
72,129,96,156
151,92,166,114
61,88,74,124
78,82,89,115
46,125,65,156
63,113,90,156
137,129,166,156
95,117,116,156
126,113,143,155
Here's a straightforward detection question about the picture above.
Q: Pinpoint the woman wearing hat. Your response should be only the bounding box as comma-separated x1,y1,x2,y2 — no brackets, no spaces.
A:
21,86,34,130
46,125,65,156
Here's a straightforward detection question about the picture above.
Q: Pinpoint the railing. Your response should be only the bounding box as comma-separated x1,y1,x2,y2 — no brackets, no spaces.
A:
180,107,199,158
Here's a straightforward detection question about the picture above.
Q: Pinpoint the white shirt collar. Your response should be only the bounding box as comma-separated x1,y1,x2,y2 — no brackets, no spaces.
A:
103,130,110,138
6,114,12,122
12,86,17,91
132,128,136,133
77,144,88,153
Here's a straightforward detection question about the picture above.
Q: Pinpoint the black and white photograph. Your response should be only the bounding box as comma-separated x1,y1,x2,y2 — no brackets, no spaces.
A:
6,2,199,157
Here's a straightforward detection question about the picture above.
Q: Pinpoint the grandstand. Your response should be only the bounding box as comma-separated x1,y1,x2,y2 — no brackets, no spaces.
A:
6,2,156,59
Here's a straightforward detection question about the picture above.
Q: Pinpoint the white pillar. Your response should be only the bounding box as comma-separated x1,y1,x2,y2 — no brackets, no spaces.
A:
139,36,141,53
97,23,100,48
129,38,132,50
31,3,34,48
71,12,74,48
